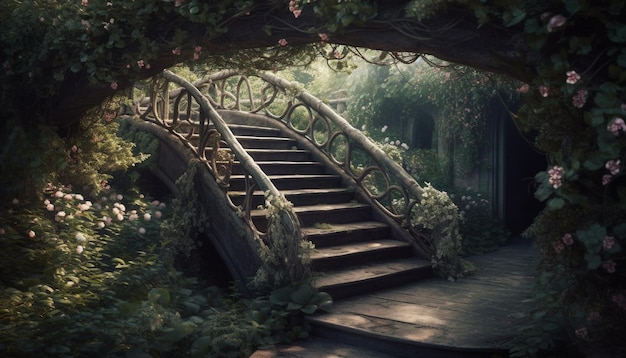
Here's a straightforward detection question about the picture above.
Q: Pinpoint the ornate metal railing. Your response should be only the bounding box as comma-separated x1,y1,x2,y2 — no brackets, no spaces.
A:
137,69,431,258
136,69,301,244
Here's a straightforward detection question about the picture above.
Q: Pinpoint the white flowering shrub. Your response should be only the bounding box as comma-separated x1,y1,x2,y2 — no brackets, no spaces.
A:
251,193,314,294
410,183,473,280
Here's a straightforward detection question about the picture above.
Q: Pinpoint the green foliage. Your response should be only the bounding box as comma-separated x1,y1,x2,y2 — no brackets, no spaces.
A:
0,179,331,357
481,1,626,355
410,183,474,280
251,193,315,294
404,149,452,189
452,188,509,255
161,160,212,263
0,100,146,204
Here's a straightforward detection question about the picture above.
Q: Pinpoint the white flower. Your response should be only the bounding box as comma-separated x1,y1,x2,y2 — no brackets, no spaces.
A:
143,213,151,221
76,245,84,254
381,125,388,133
75,233,86,242
138,227,146,235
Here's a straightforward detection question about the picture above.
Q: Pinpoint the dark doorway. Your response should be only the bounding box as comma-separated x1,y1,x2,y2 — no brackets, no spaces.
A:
487,98,546,234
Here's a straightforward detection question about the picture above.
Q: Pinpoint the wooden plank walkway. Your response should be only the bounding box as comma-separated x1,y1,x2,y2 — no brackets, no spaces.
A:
251,237,539,357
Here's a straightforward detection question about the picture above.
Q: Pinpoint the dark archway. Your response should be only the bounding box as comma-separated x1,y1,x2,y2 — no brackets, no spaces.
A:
410,108,435,149
485,97,545,234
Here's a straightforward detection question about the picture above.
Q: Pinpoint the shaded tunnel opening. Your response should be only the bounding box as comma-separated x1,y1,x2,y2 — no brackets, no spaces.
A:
113,168,234,288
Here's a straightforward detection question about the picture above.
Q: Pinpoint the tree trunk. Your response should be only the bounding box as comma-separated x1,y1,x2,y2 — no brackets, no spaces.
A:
47,3,533,128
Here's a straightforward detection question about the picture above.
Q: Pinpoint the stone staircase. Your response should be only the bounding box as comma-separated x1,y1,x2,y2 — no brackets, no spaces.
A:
204,120,433,300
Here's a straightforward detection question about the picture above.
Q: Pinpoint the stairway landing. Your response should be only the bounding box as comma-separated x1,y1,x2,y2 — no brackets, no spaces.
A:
251,238,539,357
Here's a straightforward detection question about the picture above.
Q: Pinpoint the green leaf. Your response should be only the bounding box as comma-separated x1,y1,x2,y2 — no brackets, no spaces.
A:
584,252,601,269
118,301,141,316
301,304,317,314
269,286,292,306
577,224,606,253
547,197,564,210
290,284,315,305
148,287,170,306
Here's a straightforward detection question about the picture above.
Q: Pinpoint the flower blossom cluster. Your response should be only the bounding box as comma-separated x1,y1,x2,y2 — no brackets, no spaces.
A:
572,89,588,108
547,14,567,32
288,1,301,18
553,233,574,254
603,159,621,185
566,70,581,84
608,117,626,136
548,165,564,189
613,291,626,310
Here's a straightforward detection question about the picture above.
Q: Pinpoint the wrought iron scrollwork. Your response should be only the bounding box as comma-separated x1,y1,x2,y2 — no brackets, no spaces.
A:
137,69,430,258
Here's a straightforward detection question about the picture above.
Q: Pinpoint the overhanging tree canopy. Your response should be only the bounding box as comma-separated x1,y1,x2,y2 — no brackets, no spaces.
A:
1,0,597,127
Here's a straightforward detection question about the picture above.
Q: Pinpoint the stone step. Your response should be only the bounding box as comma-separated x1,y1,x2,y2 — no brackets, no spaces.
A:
235,135,298,149
228,188,355,208
244,148,311,161
313,257,433,300
249,202,372,231
303,221,391,248
230,161,326,175
224,124,282,137
228,174,342,191
311,239,413,270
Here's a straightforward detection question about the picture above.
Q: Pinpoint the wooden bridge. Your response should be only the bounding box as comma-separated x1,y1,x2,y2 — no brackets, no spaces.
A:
128,70,538,356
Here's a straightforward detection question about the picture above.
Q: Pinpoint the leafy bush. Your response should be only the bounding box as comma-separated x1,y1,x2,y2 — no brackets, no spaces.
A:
451,188,510,256
0,180,331,357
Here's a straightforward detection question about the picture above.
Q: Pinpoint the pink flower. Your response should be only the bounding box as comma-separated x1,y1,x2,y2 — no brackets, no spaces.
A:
539,86,550,97
613,292,626,309
292,9,302,18
137,60,145,68
603,236,615,250
605,159,621,175
572,89,588,108
278,38,288,47
566,70,581,84
138,227,146,235
562,233,574,246
82,0,88,6
110,81,118,90
587,311,600,321
194,46,202,53
547,14,567,32
553,241,565,254
193,53,200,60
574,327,588,340
172,47,181,55
76,245,84,254
318,33,329,42
607,117,626,136
602,174,613,186
517,84,529,93
548,165,564,189
28,230,36,239
602,260,616,273
174,0,185,7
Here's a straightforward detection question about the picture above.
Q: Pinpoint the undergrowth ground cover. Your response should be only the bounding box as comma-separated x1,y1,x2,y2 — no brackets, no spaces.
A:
0,182,330,357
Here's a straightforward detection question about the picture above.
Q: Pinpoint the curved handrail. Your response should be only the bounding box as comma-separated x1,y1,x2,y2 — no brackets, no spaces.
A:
136,70,302,248
188,71,431,257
